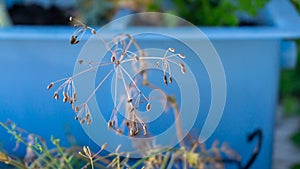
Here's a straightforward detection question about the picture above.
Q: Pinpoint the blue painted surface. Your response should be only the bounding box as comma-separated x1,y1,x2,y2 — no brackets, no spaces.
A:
0,0,299,168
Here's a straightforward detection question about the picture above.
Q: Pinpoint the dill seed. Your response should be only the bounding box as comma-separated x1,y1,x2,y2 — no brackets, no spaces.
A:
169,76,173,83
117,129,123,135
179,62,186,74
73,92,77,102
135,56,139,61
80,119,86,124
168,48,175,52
75,116,79,120
146,103,151,111
101,143,107,150
91,29,96,34
69,16,73,22
108,120,113,128
178,54,186,59
111,55,116,62
143,126,147,135
53,92,59,100
163,74,168,85
78,60,83,64
87,119,92,125
128,98,133,103
70,35,79,45
47,82,54,90
74,106,80,112
63,96,67,103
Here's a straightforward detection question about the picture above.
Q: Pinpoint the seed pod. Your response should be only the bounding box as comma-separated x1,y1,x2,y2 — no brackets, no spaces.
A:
178,54,186,59
75,116,79,120
169,76,173,83
125,120,130,127
47,82,54,90
130,128,137,136
91,29,96,34
70,35,79,45
101,143,107,150
117,129,123,135
128,98,132,103
146,103,151,111
143,125,147,135
134,56,139,61
78,60,83,64
53,92,59,100
129,129,134,136
73,92,77,102
87,119,92,125
63,96,67,103
168,48,175,52
111,55,116,62
80,119,86,124
69,16,73,22
179,62,186,74
74,106,80,112
163,74,168,85
108,120,113,128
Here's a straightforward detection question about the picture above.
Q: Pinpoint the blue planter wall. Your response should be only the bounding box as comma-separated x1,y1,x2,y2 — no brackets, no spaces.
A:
0,0,300,168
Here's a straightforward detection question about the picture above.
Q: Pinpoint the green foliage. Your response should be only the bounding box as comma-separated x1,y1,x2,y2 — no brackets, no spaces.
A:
280,44,300,116
291,163,300,169
152,0,268,26
75,0,114,26
291,0,300,11
291,130,300,147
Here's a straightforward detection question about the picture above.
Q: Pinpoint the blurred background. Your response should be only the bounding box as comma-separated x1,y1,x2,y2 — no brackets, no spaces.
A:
0,0,300,168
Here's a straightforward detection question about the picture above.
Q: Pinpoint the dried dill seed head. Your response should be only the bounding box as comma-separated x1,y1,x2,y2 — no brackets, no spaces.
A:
47,82,54,90
146,103,151,111
53,92,59,100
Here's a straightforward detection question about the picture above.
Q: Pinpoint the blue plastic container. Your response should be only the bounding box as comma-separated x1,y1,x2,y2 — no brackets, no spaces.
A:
0,0,299,168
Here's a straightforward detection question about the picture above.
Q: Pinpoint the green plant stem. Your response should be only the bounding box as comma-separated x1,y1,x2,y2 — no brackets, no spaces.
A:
0,152,27,169
131,147,175,169
55,144,73,169
0,122,59,168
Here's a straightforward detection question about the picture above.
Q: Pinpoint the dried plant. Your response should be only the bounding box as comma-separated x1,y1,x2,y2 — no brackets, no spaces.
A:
47,17,187,137
0,120,241,169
